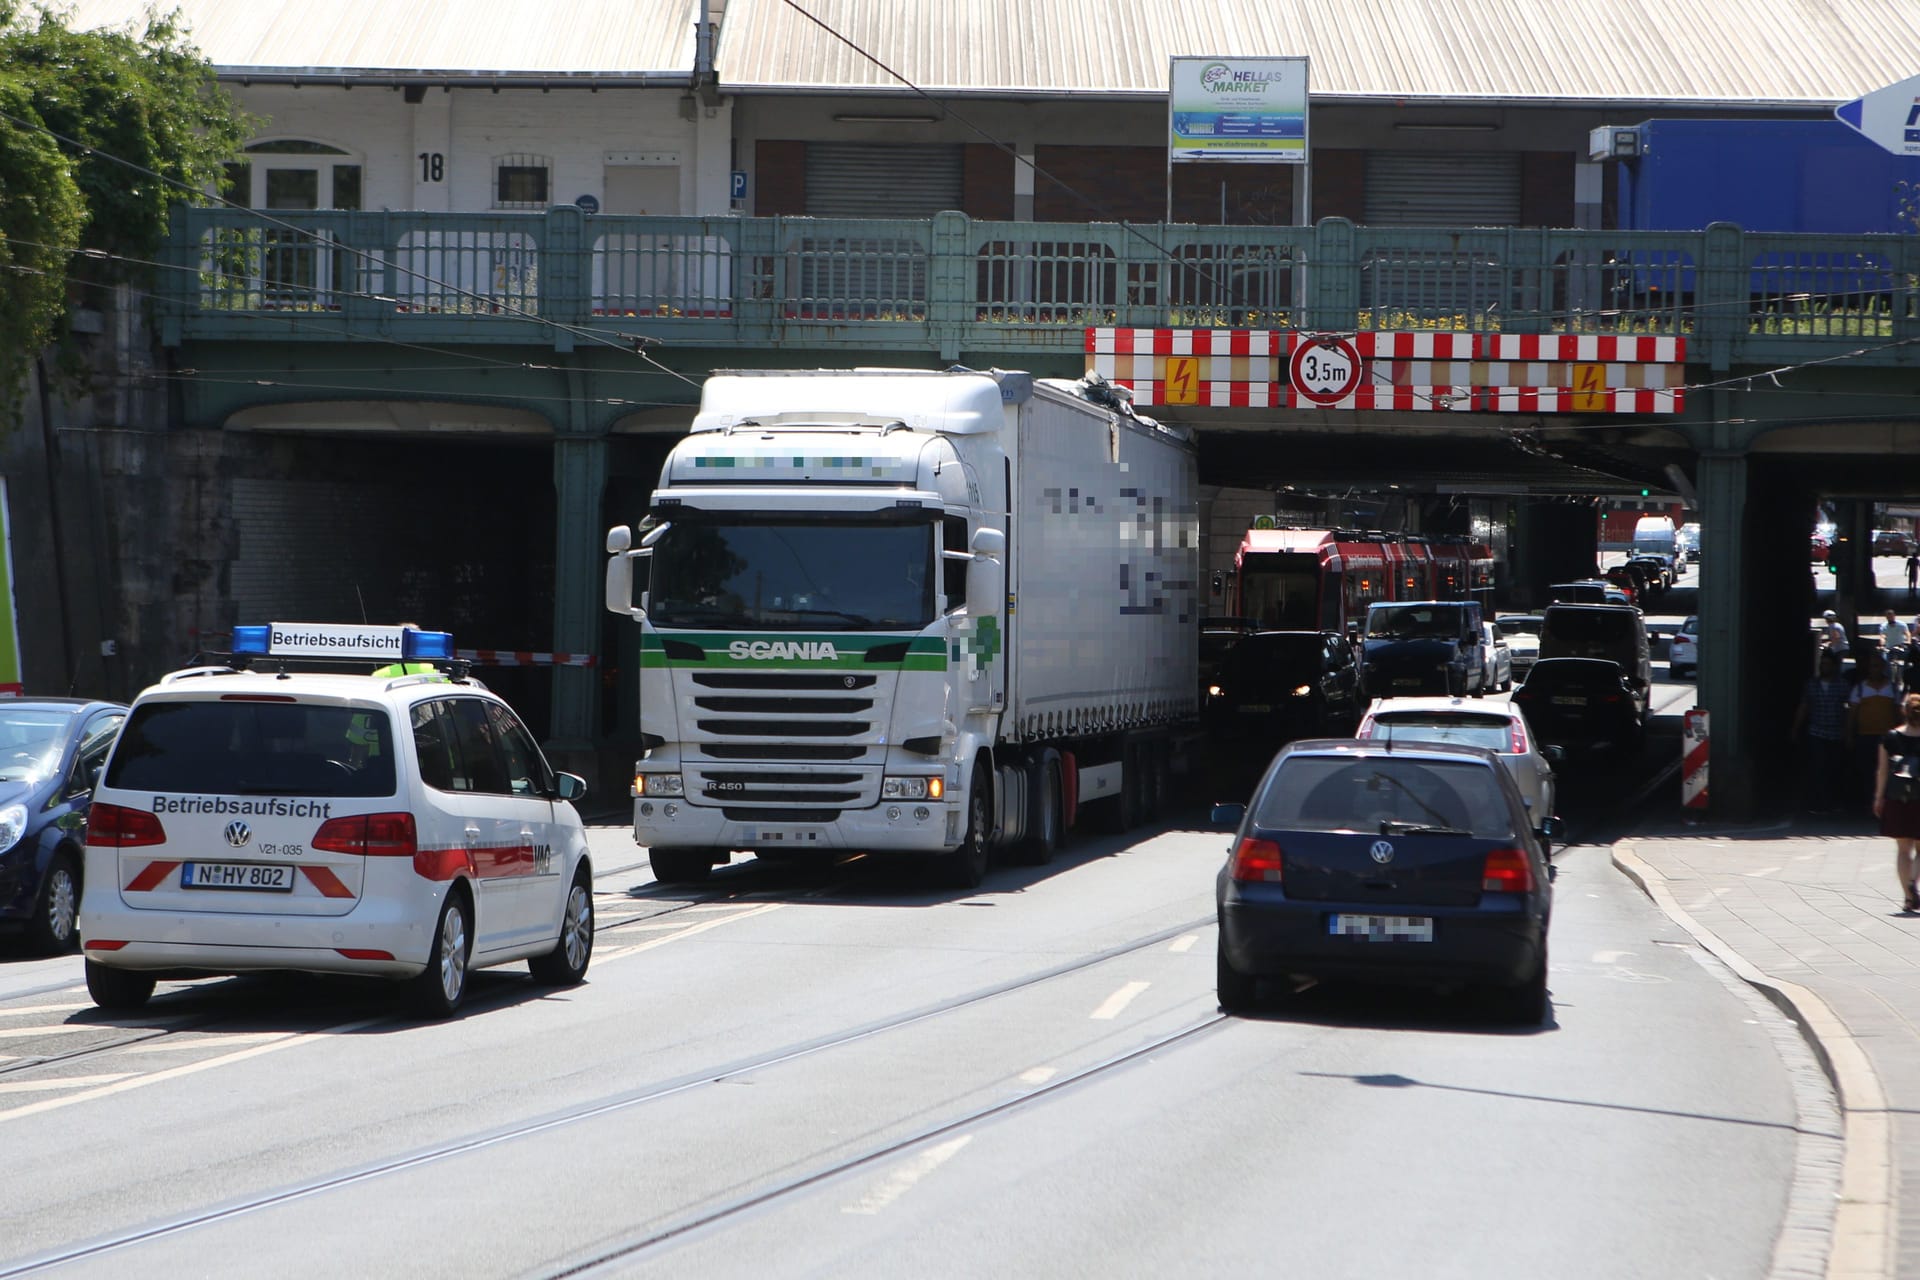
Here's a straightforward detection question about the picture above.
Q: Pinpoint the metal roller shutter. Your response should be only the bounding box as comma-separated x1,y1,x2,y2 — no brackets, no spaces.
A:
805,143,964,218
1364,151,1522,227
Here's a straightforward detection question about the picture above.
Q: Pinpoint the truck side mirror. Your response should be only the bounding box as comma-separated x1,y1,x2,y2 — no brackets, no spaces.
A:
605,525,648,618
971,527,1006,559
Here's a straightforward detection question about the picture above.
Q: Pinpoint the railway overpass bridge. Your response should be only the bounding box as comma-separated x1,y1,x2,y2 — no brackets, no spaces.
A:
152,208,1920,816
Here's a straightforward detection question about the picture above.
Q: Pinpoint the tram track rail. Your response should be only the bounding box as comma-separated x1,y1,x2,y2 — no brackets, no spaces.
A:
0,911,1217,1278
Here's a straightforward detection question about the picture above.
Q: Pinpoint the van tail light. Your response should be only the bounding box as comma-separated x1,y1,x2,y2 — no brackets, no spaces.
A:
86,803,166,848
1230,836,1284,883
313,812,418,858
1482,847,1535,893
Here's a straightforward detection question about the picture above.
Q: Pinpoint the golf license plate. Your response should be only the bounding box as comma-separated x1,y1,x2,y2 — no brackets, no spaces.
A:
180,862,295,892
1328,914,1434,943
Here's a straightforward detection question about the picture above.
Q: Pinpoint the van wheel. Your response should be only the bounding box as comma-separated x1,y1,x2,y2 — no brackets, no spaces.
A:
529,873,594,985
409,891,472,1018
86,959,155,1011
28,853,80,954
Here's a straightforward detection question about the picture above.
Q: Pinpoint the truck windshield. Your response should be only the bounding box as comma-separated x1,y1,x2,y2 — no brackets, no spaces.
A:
648,518,936,631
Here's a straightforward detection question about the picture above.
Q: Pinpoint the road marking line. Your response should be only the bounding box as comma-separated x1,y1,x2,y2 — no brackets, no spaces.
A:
121,1032,289,1054
1018,1067,1057,1085
598,917,717,933
658,902,762,913
842,1135,972,1216
1089,981,1150,1021
1592,949,1629,963
0,1002,93,1019
596,902,785,964
0,1073,137,1095
1745,866,1780,877
0,1024,100,1039
1168,934,1198,954
0,1016,387,1124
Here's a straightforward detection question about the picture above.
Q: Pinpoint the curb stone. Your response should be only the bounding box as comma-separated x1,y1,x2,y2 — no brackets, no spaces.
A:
1613,841,1891,1280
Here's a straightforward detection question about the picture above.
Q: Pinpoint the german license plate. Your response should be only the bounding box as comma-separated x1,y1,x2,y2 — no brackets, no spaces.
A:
180,862,295,892
1328,914,1434,942
1394,678,1421,687
1238,704,1272,713
1551,695,1588,706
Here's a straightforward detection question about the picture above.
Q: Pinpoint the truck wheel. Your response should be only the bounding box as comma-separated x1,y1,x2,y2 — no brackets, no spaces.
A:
936,765,991,889
649,847,714,884
1016,751,1063,866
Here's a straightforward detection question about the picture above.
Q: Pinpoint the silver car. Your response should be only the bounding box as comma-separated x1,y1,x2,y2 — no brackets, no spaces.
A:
1482,621,1513,692
1496,615,1543,679
1356,697,1560,847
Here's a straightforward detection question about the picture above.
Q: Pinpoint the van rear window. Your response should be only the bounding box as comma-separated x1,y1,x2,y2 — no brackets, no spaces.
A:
106,701,398,798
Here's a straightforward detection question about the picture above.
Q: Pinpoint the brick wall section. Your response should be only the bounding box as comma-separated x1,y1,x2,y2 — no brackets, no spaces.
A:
755,139,808,215
963,143,1014,220
1034,146,1167,222
1520,150,1575,228
1172,163,1298,225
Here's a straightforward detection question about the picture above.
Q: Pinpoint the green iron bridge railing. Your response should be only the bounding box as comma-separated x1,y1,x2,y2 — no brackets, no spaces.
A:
161,207,1920,370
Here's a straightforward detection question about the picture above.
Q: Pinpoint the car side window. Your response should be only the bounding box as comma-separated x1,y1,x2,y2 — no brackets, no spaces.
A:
483,702,551,797
66,712,124,799
443,699,512,795
411,701,460,793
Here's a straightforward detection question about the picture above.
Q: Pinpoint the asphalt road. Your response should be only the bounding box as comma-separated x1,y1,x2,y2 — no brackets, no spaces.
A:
0,738,1817,1279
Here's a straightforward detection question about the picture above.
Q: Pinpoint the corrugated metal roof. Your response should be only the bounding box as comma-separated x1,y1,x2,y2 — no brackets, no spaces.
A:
715,0,1920,106
56,0,700,79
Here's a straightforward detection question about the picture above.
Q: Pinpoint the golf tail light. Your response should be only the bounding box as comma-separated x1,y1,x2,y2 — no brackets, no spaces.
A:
1482,847,1534,893
313,812,418,858
1230,836,1284,883
86,803,167,848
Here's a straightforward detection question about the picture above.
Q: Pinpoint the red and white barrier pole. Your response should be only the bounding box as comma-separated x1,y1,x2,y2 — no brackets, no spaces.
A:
1682,708,1709,811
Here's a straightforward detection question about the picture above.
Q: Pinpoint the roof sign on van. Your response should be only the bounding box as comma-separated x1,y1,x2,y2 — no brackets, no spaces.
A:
232,623,454,662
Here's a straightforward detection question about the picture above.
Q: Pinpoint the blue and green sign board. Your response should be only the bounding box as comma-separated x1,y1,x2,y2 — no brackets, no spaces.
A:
1168,56,1310,164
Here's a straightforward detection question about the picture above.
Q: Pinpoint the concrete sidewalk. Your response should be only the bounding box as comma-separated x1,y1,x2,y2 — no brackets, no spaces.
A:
1616,814,1919,1280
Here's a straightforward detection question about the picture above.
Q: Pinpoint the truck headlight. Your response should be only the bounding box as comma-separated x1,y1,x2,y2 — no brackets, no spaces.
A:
0,803,24,854
633,774,684,797
883,776,943,800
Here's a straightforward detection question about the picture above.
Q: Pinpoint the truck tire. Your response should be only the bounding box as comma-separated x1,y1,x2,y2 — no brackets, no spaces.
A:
1015,750,1063,866
936,764,991,889
649,847,714,884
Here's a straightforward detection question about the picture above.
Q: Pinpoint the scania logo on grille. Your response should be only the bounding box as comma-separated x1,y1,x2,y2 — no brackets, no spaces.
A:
843,676,856,688
1369,839,1395,864
224,821,253,848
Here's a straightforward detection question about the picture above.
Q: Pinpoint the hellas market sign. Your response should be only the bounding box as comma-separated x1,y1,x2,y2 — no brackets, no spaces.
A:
1168,56,1309,164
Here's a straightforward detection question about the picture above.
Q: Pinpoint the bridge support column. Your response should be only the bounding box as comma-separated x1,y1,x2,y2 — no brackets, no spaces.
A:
1696,452,1754,819
550,431,609,770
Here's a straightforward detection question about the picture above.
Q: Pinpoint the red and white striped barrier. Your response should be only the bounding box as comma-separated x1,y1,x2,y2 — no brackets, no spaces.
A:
1682,708,1709,810
455,650,596,667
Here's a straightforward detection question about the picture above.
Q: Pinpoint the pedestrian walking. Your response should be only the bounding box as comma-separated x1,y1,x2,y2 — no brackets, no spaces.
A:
1885,609,1913,684
1849,649,1903,809
1907,551,1918,597
1795,649,1854,813
1872,691,1920,911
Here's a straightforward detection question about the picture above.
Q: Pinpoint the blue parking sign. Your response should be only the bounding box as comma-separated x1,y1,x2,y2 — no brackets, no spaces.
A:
730,170,747,200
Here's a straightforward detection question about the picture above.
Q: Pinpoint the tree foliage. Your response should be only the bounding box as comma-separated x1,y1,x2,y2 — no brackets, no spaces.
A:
0,3,254,411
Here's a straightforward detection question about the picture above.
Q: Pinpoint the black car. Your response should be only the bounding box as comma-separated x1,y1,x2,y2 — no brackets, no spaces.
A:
1213,738,1554,1023
1199,615,1257,702
1205,630,1363,745
1511,657,1646,759
0,698,127,952
1626,554,1672,593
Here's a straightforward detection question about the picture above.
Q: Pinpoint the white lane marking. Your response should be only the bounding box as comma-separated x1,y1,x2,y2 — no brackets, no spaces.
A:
842,1135,973,1216
0,1002,93,1019
121,1032,289,1054
0,1073,137,1095
1089,981,1151,1021
597,917,720,933
658,902,763,914
1745,866,1781,878
0,1024,101,1039
1018,1067,1057,1085
1168,934,1198,954
595,902,785,964
1592,950,1630,964
0,1016,387,1124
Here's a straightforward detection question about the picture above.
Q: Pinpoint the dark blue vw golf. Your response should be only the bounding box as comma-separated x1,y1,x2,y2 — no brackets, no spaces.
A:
1214,738,1553,1023
0,698,127,953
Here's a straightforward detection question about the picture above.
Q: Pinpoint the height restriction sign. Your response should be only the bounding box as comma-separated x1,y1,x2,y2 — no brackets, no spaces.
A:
1289,335,1364,405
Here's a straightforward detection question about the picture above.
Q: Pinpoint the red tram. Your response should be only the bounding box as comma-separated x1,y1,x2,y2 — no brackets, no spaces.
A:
1232,528,1494,635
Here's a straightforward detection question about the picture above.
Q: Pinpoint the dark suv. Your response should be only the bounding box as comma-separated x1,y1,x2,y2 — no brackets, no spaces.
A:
1205,630,1364,746
1360,601,1487,698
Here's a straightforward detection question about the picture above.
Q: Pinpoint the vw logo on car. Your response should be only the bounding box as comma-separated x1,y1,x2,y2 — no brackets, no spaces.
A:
224,821,253,848
1369,839,1395,864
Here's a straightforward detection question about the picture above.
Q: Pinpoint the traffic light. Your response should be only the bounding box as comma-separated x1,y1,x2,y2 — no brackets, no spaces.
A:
1639,488,1650,497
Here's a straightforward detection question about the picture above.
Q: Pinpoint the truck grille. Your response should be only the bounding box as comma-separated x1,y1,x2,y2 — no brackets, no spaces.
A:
680,666,894,803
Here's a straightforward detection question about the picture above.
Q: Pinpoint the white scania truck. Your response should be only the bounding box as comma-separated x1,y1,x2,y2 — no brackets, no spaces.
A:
604,367,1200,886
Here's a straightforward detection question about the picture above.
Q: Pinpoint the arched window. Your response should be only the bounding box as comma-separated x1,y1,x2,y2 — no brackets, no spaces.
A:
224,139,363,211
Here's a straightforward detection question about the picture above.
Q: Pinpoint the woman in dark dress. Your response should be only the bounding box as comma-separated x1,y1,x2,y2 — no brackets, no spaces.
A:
1874,692,1920,911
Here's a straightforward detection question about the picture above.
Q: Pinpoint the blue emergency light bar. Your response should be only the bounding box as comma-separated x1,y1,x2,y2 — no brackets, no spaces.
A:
230,624,455,663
